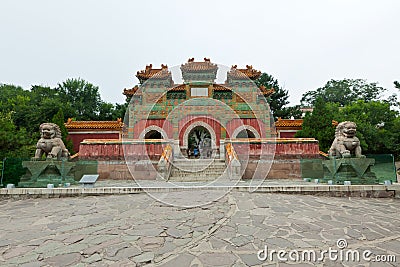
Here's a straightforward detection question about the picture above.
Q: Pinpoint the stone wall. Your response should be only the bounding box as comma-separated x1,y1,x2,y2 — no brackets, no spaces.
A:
78,138,321,180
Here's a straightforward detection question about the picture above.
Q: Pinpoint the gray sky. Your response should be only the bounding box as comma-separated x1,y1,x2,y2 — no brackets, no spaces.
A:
1,0,399,105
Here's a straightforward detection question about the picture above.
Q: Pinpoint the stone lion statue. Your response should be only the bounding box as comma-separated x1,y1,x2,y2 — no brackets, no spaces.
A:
33,123,70,160
329,121,364,158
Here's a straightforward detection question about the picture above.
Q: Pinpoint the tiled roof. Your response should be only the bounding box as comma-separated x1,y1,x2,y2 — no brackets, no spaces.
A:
228,65,262,80
275,118,303,127
213,84,232,91
136,64,171,81
168,84,186,91
180,58,218,72
65,118,124,129
258,85,275,97
123,85,141,96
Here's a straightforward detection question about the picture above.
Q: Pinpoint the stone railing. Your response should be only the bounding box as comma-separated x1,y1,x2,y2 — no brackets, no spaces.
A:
157,144,174,181
79,139,169,160
226,138,320,159
225,143,241,180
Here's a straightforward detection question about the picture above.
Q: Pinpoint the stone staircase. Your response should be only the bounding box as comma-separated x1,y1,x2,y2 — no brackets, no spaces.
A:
168,159,227,182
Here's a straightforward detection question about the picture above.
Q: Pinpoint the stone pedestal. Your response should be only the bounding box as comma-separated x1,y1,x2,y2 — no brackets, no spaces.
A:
19,160,76,188
322,158,378,185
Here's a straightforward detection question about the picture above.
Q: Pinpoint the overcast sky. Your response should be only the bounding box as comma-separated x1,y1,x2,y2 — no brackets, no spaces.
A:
1,0,399,105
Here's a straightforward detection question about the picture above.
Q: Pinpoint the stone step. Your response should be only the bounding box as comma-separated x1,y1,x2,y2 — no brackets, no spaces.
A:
172,167,225,173
169,172,228,182
168,158,228,181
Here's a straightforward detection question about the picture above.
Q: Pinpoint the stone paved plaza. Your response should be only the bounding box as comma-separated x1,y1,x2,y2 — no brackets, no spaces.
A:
0,191,399,267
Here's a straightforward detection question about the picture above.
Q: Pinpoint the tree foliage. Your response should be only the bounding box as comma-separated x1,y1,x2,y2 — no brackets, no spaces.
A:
394,81,400,89
0,79,123,158
298,79,399,157
336,100,398,155
301,79,386,107
0,112,35,159
256,73,301,120
295,98,338,152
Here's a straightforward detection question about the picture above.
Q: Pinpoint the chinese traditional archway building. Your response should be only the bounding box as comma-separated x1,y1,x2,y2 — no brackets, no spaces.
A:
122,58,276,157
77,58,320,180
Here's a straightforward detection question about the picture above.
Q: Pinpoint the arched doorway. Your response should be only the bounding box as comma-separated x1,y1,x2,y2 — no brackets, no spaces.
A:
187,126,212,158
144,130,162,139
236,129,256,138
139,125,168,139
232,125,260,139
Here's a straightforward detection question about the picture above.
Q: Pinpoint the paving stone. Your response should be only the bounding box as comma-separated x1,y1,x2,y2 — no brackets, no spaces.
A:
237,224,259,235
166,227,193,238
108,259,137,267
109,259,136,267
82,253,102,264
44,252,81,267
0,239,13,247
198,252,237,266
105,242,130,257
2,190,400,266
19,262,43,267
237,253,265,266
63,235,85,245
159,254,196,267
83,239,120,256
111,246,142,261
209,237,228,249
2,246,34,260
6,252,39,265
229,235,254,247
131,251,154,264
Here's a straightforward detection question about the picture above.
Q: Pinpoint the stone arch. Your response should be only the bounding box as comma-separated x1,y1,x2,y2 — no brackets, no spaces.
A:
139,125,168,139
232,125,260,138
182,121,217,149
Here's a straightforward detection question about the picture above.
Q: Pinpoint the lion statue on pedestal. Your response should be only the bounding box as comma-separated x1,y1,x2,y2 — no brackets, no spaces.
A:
328,121,364,158
33,123,70,160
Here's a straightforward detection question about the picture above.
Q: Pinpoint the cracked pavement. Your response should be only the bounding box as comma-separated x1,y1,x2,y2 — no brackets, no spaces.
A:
1,191,399,266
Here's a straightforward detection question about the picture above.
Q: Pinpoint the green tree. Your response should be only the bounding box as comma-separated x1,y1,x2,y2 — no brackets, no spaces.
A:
57,78,102,120
295,98,338,152
256,73,301,120
337,100,398,155
0,112,34,159
394,81,400,89
301,79,386,107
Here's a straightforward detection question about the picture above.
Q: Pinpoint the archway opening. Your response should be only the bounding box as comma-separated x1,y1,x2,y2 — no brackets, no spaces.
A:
236,129,256,138
187,126,212,158
144,130,163,139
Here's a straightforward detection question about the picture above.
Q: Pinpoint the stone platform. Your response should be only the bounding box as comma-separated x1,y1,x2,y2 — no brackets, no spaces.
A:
1,190,399,266
1,180,399,199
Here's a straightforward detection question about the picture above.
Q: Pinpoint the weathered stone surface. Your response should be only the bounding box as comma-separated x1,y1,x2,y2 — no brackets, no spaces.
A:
131,251,154,264
82,253,102,264
160,254,196,267
1,192,400,266
238,253,265,266
44,252,81,267
198,252,237,266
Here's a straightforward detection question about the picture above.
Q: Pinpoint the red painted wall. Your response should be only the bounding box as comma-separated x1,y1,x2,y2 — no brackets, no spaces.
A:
68,133,119,153
279,132,297,138
225,118,266,138
79,141,166,160
133,119,173,138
